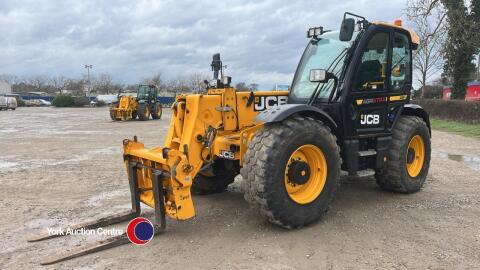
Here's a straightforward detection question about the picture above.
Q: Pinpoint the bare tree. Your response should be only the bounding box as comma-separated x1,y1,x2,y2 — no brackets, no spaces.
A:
248,83,259,91
165,77,190,94
406,0,447,98
235,82,249,91
50,75,69,94
95,73,114,94
29,75,48,91
187,73,208,93
411,0,441,16
65,79,86,95
0,74,19,84
142,72,163,91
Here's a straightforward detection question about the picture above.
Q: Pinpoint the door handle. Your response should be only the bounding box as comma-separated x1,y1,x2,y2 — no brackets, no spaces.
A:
349,104,357,120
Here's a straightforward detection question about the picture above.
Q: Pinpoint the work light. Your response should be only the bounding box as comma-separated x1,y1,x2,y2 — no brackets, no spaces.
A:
309,69,327,82
307,26,324,38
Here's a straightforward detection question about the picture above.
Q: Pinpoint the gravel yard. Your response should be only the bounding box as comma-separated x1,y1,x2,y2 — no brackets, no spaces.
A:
1,107,479,269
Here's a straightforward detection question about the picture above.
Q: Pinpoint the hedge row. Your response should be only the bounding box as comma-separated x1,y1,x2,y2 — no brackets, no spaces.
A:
52,95,90,107
414,99,480,124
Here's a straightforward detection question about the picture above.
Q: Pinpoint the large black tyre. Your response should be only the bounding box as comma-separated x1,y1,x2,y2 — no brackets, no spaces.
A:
375,116,431,193
192,160,239,195
110,102,120,121
109,107,119,121
137,104,150,121
241,116,341,229
151,103,162,120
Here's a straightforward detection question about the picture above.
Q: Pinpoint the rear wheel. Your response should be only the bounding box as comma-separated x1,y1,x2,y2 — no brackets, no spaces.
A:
192,160,239,195
241,116,341,228
375,116,431,193
151,103,162,120
109,106,119,121
137,104,150,121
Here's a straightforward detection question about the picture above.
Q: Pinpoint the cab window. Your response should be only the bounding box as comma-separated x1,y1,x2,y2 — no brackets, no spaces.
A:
354,32,389,91
391,32,411,91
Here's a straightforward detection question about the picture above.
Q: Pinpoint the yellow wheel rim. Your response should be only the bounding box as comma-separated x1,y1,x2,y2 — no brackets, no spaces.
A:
406,135,425,178
157,104,162,117
145,107,149,118
284,144,327,204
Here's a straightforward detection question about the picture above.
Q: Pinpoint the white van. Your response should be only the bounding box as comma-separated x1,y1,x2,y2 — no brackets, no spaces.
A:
96,95,119,105
0,96,18,110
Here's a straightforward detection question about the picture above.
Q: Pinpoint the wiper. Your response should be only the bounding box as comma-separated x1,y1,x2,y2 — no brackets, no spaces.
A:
307,48,347,105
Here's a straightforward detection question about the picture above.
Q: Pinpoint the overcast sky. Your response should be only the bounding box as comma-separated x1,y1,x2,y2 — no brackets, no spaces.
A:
0,0,409,87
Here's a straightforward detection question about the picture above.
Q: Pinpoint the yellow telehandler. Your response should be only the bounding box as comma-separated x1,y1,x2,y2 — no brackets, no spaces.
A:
109,84,162,121
30,13,431,264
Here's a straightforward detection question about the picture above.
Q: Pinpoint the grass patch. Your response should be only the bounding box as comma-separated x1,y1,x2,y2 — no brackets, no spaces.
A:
430,118,480,139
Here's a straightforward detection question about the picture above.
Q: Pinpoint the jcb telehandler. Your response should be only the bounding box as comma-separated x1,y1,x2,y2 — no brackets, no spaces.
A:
30,13,431,264
109,84,162,121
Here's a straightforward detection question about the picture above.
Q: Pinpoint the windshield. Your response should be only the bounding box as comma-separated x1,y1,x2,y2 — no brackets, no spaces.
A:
290,31,356,101
137,85,150,99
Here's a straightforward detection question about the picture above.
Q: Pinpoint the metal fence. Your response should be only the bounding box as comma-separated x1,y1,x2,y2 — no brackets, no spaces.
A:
15,95,176,105
16,95,56,102
158,96,175,105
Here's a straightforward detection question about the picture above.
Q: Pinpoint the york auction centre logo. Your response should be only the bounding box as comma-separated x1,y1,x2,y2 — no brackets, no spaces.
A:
126,217,154,245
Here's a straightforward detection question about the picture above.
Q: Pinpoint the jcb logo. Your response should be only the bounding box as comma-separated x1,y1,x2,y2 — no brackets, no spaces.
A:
219,150,235,160
360,114,380,125
254,96,288,111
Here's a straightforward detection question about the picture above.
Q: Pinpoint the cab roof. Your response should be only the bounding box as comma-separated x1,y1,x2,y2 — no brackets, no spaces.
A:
373,21,420,46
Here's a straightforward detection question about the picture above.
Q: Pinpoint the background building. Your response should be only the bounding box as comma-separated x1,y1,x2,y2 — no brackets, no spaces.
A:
442,87,452,100
0,79,12,95
466,81,480,101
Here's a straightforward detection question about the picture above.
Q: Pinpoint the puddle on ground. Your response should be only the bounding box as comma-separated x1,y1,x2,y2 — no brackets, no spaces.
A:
435,150,480,172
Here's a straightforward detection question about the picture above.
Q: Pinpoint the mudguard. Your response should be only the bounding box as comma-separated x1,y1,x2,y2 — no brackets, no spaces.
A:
402,104,431,135
255,104,337,128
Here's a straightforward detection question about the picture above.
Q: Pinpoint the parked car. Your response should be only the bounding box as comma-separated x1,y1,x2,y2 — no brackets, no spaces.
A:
0,96,18,110
25,99,51,107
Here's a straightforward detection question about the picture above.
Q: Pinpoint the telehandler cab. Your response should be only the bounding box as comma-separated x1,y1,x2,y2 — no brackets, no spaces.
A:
30,13,431,264
109,84,162,121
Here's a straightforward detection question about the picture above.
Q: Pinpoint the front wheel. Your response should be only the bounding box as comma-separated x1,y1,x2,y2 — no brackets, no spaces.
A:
241,116,341,229
375,116,431,193
137,104,150,121
151,103,162,120
109,108,118,121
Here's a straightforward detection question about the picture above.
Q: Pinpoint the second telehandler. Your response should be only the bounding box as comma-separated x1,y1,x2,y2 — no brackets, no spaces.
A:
110,84,162,121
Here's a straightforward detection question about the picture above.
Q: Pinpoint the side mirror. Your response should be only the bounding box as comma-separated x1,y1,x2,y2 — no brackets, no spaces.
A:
309,69,327,83
339,18,355,41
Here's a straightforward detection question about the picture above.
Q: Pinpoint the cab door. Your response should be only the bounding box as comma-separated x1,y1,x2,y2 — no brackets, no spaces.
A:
343,29,392,137
386,30,413,131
